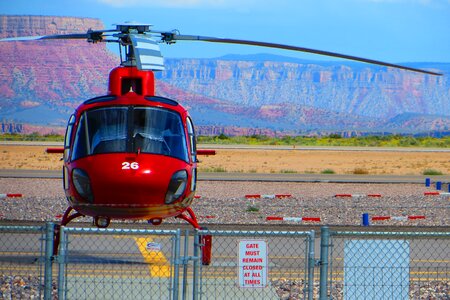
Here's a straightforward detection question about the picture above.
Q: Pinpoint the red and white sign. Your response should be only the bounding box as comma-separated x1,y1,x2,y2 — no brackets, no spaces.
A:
238,240,268,288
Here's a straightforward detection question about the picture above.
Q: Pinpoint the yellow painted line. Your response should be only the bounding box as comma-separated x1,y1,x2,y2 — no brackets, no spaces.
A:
113,235,170,240
330,277,450,282
333,257,450,263
412,259,450,263
134,237,171,278
0,251,41,256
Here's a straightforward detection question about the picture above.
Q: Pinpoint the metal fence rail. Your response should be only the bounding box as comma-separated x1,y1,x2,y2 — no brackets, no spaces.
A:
324,229,450,300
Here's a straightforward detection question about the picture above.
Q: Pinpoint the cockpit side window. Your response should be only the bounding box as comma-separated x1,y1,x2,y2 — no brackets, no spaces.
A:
64,114,75,162
186,117,197,163
186,117,197,192
71,114,88,161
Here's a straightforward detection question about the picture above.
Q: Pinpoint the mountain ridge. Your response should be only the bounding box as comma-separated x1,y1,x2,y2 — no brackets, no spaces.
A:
0,15,449,136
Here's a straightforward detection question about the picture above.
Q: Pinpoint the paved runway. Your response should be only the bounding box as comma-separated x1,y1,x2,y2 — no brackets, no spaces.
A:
1,168,448,183
2,141,449,153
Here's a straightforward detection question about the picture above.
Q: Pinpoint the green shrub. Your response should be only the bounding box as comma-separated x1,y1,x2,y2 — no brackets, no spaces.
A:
199,166,227,173
280,169,297,173
246,205,260,213
321,168,335,174
422,169,443,175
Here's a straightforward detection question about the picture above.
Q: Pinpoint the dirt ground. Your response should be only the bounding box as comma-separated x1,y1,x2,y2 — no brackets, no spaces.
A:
0,145,448,175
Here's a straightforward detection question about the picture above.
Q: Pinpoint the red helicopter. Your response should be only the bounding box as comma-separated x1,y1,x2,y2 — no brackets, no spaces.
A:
1,22,441,263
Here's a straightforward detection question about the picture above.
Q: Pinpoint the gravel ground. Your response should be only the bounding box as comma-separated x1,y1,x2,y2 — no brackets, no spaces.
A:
0,178,449,226
0,275,56,300
272,279,450,300
1,178,449,299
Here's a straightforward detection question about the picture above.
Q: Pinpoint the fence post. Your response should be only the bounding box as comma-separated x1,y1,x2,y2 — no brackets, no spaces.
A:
182,229,189,300
192,230,200,300
172,229,181,300
307,230,315,300
57,226,67,300
319,226,330,300
43,222,54,300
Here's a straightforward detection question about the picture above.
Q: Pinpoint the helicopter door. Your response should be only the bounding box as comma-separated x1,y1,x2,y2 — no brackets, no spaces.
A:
63,114,76,190
186,117,197,192
186,117,197,163
64,114,75,162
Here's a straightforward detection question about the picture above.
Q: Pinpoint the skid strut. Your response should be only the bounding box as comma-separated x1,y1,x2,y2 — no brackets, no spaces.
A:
176,207,212,265
53,206,84,255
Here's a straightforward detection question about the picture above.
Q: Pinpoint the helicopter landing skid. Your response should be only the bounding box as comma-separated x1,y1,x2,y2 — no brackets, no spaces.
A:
52,206,213,265
176,207,212,265
176,207,200,229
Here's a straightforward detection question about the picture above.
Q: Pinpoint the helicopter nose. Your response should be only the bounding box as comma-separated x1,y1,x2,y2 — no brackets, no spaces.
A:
87,155,190,205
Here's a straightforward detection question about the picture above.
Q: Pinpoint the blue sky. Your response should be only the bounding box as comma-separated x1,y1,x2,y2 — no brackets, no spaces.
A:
1,0,450,63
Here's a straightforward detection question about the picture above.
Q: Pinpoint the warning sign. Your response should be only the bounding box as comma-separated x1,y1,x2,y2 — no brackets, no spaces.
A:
238,240,268,288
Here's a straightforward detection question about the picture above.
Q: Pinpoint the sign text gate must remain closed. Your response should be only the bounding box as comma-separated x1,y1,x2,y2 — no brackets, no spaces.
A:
238,240,268,288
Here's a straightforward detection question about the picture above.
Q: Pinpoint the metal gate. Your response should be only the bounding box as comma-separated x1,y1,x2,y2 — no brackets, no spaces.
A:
194,229,316,300
57,227,182,299
56,227,315,300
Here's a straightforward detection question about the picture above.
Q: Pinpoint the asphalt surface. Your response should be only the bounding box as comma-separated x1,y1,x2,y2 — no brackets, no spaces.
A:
0,168,448,184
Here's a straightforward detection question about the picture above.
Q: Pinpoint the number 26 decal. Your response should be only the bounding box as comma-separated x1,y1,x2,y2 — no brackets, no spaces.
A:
122,162,139,170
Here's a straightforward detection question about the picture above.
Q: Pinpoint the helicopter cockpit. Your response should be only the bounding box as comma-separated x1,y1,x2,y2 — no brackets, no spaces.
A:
70,106,189,162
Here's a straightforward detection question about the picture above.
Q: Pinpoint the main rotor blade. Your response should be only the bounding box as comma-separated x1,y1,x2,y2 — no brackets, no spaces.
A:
0,33,90,41
0,29,110,42
171,35,442,76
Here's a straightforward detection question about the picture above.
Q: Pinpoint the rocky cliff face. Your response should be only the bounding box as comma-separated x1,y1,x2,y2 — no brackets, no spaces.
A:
0,15,449,135
155,57,450,134
0,15,118,125
0,15,103,37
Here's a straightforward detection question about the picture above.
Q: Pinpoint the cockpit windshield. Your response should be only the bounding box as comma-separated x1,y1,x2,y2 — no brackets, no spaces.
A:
71,106,189,162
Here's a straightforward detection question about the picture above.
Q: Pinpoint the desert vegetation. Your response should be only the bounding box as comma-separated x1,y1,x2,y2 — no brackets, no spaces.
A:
1,133,449,148
199,133,450,148
1,133,448,175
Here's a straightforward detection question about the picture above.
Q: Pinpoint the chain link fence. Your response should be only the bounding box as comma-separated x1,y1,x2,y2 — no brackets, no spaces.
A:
57,227,182,300
324,229,450,300
195,230,315,300
0,223,449,299
0,224,54,299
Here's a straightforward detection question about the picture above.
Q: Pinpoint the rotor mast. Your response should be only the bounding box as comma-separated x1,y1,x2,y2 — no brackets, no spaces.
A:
115,23,148,68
